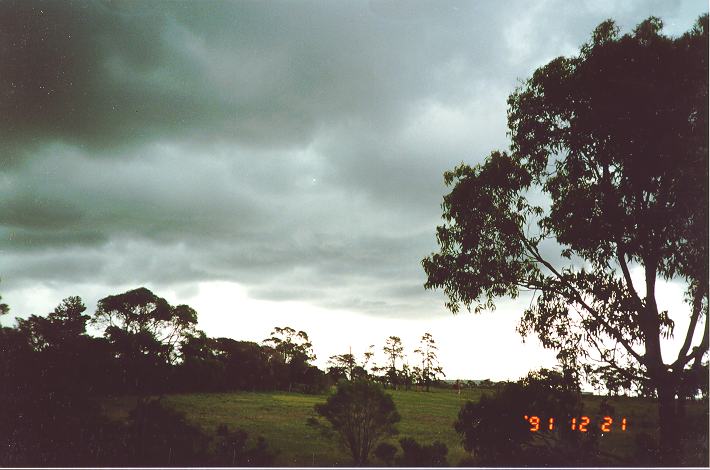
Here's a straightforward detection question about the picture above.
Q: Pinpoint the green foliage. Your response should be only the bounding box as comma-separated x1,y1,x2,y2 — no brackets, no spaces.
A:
314,380,400,465
423,15,708,463
102,388,708,466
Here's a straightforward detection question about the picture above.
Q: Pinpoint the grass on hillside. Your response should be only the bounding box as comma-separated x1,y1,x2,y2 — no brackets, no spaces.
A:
101,387,708,466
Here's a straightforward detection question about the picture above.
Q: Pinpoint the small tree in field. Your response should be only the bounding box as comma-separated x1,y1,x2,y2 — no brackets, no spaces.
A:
423,16,708,465
314,380,400,466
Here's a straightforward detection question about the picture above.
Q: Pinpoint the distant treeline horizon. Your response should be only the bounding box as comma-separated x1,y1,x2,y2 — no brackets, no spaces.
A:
0,285,457,396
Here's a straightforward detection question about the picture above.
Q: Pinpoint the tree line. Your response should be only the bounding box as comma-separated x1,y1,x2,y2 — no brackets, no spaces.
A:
0,285,448,465
0,286,447,398
0,288,281,466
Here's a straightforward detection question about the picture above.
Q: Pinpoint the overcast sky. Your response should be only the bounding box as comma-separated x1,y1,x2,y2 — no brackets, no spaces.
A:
1,0,707,381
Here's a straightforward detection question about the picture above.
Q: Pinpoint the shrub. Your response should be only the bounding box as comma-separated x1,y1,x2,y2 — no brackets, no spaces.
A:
454,368,602,466
397,437,448,466
124,399,209,466
374,442,397,466
212,424,277,466
314,380,400,465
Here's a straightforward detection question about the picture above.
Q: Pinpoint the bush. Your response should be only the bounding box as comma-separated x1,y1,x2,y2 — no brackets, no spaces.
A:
397,437,448,466
212,424,277,466
314,380,400,465
124,399,210,466
374,442,397,466
454,368,602,466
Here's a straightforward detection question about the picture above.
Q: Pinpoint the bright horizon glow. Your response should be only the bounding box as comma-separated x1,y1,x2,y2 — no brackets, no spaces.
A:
3,273,701,387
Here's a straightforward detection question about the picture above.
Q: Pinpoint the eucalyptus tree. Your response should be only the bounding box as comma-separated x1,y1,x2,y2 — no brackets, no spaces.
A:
263,326,315,363
414,332,445,391
263,326,316,391
93,287,198,391
314,380,400,465
423,16,708,464
328,345,375,381
382,336,404,389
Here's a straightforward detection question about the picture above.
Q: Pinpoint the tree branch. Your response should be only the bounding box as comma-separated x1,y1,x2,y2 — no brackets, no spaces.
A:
673,287,706,370
681,313,709,368
587,333,646,385
519,235,646,367
616,245,643,309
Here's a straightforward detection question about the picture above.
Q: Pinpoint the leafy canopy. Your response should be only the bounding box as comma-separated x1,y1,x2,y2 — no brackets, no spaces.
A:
423,16,708,394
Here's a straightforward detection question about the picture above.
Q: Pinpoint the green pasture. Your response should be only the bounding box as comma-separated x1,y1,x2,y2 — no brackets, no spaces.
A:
101,387,707,466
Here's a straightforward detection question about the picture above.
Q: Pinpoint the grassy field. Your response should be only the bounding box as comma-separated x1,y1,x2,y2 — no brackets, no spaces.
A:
101,387,707,466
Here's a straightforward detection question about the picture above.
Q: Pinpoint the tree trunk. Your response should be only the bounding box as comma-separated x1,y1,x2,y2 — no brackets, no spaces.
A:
657,382,681,465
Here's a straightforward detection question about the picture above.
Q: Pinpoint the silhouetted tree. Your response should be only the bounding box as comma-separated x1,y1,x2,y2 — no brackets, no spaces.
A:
400,362,415,391
329,353,357,380
314,380,400,466
173,331,226,392
0,288,8,318
214,338,274,391
382,336,404,389
414,332,445,391
423,15,708,465
93,287,198,361
17,296,88,349
0,296,124,466
15,296,116,393
92,287,198,393
263,326,316,392
328,345,375,381
263,326,315,363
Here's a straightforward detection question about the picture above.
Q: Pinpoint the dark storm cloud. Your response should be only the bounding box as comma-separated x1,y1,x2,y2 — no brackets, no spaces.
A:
0,0,500,156
0,0,704,318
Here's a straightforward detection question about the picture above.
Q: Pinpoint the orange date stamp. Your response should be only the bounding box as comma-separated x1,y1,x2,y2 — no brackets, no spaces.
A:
524,415,628,432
